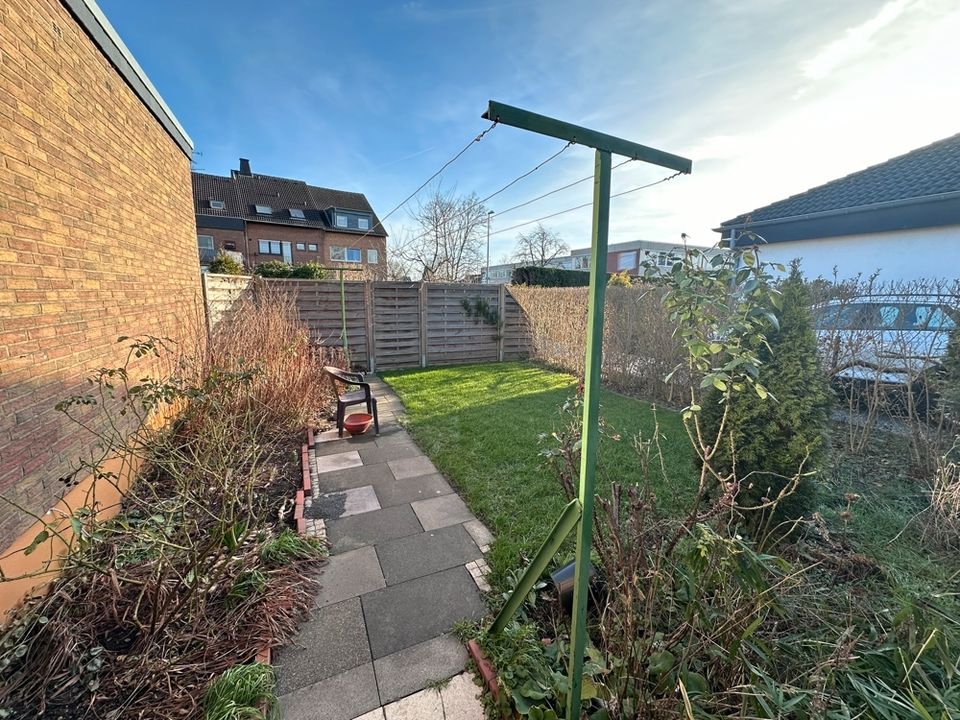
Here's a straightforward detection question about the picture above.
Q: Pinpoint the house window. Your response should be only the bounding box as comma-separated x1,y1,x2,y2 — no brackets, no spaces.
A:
254,204,272,215
197,235,215,263
296,243,306,251
330,246,361,262
358,217,370,230
367,248,379,264
258,240,283,255
209,200,225,210
573,255,590,270
289,208,305,219
617,252,637,272
308,243,318,252
335,214,348,228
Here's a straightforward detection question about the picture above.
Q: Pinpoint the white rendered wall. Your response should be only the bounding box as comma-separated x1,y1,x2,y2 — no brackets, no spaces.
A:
750,224,960,282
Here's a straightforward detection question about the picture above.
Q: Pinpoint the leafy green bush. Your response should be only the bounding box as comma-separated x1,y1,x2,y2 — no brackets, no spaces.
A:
511,266,593,287
204,663,277,720
939,328,960,423
253,260,293,278
289,262,326,279
700,262,832,522
209,252,245,275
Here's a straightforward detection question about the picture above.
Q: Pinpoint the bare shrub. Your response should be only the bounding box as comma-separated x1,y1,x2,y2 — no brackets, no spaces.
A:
208,279,345,433
808,274,959,471
509,283,684,404
925,441,960,549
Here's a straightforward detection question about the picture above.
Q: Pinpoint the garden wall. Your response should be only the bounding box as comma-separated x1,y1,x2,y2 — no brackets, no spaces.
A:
201,274,531,371
0,0,200,612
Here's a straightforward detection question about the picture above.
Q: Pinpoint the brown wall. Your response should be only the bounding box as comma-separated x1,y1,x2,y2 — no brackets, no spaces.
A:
0,0,202,550
198,227,246,258
242,222,387,278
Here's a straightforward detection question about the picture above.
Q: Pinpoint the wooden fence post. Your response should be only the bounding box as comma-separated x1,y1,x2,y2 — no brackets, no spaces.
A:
497,283,506,362
419,282,428,368
364,281,376,373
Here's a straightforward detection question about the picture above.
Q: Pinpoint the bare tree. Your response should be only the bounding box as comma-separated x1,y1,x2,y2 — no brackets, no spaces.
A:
391,189,488,281
513,223,568,266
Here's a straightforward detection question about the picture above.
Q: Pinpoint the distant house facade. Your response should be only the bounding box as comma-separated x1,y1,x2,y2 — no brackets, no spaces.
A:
193,160,387,277
480,239,707,284
716,133,960,282
569,239,713,275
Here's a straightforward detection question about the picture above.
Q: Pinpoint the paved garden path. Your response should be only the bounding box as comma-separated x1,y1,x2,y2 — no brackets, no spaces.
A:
276,377,491,720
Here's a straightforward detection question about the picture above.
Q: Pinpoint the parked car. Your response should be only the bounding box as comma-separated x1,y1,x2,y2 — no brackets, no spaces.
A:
813,296,958,387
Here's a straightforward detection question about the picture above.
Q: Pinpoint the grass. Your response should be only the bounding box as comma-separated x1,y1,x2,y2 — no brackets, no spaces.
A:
382,361,693,589
203,663,278,720
384,361,960,611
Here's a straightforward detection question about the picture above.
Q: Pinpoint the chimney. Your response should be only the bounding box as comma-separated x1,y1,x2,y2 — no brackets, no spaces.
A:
238,158,252,176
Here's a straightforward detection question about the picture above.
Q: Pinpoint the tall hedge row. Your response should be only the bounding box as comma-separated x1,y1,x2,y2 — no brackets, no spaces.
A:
511,266,594,287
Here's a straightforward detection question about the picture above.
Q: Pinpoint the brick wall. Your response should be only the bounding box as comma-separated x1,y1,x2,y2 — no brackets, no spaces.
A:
0,0,201,547
244,222,387,278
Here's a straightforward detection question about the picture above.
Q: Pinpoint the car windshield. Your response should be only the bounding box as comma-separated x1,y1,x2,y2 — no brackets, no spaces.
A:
816,302,958,331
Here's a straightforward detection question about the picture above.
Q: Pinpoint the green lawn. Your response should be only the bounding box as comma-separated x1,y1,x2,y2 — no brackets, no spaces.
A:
382,361,694,589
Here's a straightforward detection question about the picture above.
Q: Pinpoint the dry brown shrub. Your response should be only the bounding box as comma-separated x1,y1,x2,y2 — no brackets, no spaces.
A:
926,443,960,549
207,280,344,432
508,283,684,405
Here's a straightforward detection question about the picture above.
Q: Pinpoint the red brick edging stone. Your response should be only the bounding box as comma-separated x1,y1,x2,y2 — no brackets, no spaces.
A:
257,427,316,666
467,639,502,708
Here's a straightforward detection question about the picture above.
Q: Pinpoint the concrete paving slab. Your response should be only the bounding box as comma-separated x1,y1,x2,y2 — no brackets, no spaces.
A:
462,519,493,549
316,433,377,456
279,662,380,720
376,524,482,586
388,455,439,480
325,504,423,555
440,672,486,720
308,485,381,520
318,462,396,492
374,427,413,445
274,597,370,693
374,634,468,705
383,687,444,720
372,473,453,509
411,494,475,531
315,546,385,608
317,450,363,474
362,566,486,659
358,442,423,466
351,710,385,720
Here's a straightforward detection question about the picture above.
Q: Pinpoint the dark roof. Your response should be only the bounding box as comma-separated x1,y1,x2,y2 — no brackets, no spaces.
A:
720,132,960,228
191,166,387,236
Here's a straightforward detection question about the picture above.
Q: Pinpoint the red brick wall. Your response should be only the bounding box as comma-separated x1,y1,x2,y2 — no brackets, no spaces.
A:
0,0,202,546
244,222,387,278
198,227,246,264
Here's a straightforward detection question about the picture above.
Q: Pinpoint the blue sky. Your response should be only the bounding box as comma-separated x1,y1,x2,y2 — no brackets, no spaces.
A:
101,0,960,261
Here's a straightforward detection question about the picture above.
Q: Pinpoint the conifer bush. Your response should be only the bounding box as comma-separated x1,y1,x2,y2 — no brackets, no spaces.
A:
700,263,832,521
208,251,244,275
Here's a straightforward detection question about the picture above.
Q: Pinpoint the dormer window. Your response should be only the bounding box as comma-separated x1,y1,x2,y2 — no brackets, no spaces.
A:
289,208,305,220
254,204,272,215
209,199,226,210
331,210,374,231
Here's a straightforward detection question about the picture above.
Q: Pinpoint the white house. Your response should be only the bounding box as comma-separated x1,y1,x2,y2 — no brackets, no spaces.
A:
715,133,960,282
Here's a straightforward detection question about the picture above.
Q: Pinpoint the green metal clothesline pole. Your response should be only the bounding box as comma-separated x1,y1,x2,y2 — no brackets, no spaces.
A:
566,148,611,716
479,100,691,720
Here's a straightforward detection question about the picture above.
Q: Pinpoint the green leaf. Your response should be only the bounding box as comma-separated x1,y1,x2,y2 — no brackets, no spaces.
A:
712,378,728,392
24,529,50,555
755,384,768,400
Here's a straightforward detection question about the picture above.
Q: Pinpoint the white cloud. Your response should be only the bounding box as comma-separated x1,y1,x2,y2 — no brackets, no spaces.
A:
801,0,912,80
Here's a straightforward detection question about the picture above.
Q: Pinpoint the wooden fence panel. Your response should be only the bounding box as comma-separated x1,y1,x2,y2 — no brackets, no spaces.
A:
202,274,532,371
425,283,501,365
373,282,421,370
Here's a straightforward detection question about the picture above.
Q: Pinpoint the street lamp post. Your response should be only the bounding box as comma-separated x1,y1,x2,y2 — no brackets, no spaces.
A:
485,210,493,283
